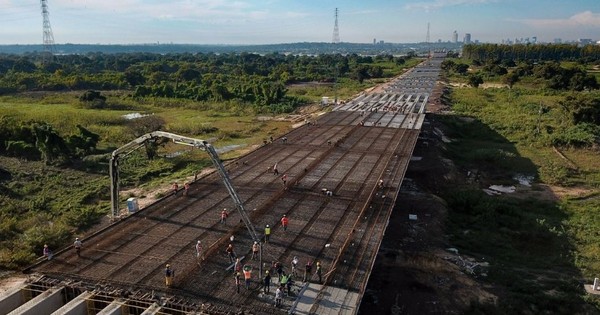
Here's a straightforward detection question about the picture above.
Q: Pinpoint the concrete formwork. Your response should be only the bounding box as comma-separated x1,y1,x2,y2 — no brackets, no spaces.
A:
50,291,94,315
96,300,124,315
140,303,162,315
0,284,29,315
6,286,64,315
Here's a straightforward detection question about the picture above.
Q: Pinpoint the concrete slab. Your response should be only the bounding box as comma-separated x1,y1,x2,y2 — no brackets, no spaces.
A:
291,284,359,315
291,283,322,314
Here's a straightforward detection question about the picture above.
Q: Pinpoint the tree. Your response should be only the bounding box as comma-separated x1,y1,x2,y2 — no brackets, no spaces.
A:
79,90,107,109
559,94,600,125
468,74,483,88
33,123,70,165
502,72,520,88
126,115,166,159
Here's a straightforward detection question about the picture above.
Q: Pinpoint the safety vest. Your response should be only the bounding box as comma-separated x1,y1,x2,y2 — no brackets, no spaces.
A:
265,227,271,235
243,269,251,280
281,217,288,226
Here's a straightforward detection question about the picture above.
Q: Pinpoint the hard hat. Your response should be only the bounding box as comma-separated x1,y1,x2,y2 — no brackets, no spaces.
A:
266,270,269,274
166,264,170,267
283,214,286,217
197,240,201,244
75,237,79,240
266,224,269,227
254,241,258,244
44,244,48,248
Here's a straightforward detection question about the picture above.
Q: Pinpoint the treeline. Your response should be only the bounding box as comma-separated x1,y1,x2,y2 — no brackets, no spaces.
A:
463,43,600,63
0,52,409,113
443,58,598,91
442,46,600,148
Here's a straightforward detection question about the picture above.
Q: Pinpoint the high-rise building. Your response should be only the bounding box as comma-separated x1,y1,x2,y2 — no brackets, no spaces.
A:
463,33,471,44
452,30,458,43
373,38,376,45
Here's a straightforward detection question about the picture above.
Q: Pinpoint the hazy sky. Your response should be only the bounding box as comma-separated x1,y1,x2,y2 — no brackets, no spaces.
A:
0,0,598,45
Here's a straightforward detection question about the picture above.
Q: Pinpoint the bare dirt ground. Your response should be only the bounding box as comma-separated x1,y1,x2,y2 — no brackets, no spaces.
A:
358,84,499,314
357,84,597,315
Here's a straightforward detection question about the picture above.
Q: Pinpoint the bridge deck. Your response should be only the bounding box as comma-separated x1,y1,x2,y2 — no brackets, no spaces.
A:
24,56,444,314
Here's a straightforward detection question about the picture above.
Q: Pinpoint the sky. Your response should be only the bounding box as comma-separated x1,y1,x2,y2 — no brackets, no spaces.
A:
0,0,598,45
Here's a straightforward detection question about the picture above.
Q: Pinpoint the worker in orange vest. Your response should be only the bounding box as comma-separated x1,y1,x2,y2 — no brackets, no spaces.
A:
281,214,289,231
243,265,252,289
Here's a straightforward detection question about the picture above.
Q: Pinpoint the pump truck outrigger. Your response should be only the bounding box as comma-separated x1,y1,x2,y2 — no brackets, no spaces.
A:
109,131,264,277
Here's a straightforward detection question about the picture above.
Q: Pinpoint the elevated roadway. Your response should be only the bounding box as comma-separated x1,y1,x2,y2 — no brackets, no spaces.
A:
7,54,445,315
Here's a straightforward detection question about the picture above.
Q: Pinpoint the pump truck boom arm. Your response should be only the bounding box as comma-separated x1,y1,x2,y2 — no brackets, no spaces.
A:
109,131,260,243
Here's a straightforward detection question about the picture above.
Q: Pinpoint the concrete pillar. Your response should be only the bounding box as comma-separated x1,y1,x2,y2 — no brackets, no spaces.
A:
7,286,64,315
96,300,123,315
140,303,162,315
50,291,94,315
0,285,28,315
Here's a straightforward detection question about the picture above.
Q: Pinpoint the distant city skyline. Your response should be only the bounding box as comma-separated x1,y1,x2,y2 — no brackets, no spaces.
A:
0,0,598,45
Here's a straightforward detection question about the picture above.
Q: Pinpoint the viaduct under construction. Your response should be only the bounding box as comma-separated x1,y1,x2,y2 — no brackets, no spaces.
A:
0,54,445,315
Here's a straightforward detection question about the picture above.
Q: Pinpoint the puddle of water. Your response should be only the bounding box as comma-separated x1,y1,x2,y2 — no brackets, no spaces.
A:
514,174,534,187
488,185,516,193
122,113,150,120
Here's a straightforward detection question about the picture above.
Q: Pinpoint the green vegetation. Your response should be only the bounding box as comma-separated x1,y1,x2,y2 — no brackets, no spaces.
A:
439,48,600,314
0,52,416,268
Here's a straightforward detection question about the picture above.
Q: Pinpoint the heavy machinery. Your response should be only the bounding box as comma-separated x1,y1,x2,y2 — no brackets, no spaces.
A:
109,131,263,274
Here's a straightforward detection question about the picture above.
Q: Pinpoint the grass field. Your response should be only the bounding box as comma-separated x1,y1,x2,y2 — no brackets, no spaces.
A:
442,82,600,314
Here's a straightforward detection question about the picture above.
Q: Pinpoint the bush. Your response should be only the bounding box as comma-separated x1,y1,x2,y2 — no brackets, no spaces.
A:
552,123,600,147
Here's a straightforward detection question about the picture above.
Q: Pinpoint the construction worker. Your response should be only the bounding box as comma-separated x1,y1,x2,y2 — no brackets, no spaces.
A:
280,273,289,295
281,214,289,231
43,244,52,260
275,261,284,282
183,182,190,196
234,258,242,274
304,260,313,282
264,224,271,243
243,265,252,289
286,274,294,296
273,163,279,175
263,270,272,293
221,208,229,224
252,241,259,260
275,286,283,307
226,244,236,263
235,272,241,293
165,264,174,287
195,240,203,261
172,182,179,195
73,237,82,257
281,174,288,187
316,261,322,283
291,256,299,277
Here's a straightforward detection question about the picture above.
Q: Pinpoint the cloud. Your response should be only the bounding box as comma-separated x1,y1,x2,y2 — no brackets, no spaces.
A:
54,0,265,22
522,11,600,28
405,0,496,11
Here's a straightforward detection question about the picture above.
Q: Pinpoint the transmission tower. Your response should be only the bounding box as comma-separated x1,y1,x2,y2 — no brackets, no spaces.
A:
40,0,55,63
332,8,340,44
426,22,431,57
